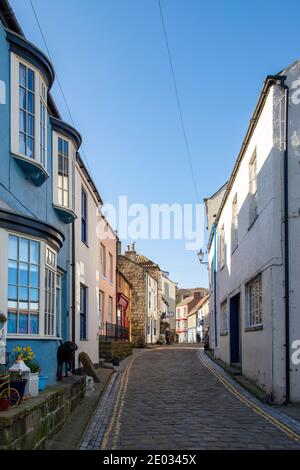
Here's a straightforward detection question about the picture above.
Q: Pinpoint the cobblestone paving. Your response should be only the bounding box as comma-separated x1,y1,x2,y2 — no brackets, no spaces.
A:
104,346,300,450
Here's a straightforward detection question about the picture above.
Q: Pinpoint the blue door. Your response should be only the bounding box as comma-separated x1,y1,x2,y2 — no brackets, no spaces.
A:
230,294,240,364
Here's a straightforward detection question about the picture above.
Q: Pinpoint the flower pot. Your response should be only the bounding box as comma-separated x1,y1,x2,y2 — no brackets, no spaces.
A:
10,379,27,401
29,372,39,397
0,397,10,412
38,376,48,391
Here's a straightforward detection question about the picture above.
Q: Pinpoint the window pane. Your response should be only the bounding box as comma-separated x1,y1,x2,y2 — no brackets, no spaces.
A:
19,87,26,109
28,114,34,137
58,137,63,154
8,312,17,334
19,132,26,154
20,238,29,262
30,241,40,264
20,287,29,302
28,91,34,114
29,264,39,287
27,69,34,91
19,64,26,87
63,140,68,156
27,137,34,158
19,110,26,132
9,236,18,260
19,262,29,286
8,285,17,300
19,314,28,334
30,314,39,334
8,260,18,284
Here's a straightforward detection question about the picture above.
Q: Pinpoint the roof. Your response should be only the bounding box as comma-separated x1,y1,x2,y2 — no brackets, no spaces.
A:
176,295,194,308
187,294,209,316
76,154,103,205
117,269,133,289
136,254,160,269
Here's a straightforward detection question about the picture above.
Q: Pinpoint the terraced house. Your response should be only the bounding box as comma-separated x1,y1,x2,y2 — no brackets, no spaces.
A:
206,61,300,404
0,0,103,383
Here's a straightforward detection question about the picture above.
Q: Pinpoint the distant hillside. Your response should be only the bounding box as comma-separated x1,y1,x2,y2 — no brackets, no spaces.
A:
176,287,208,305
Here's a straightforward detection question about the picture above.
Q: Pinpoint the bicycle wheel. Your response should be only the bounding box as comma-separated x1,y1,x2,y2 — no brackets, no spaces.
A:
0,387,20,408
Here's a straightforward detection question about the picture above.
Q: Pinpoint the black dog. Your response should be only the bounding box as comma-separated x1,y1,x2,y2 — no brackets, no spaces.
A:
57,340,78,381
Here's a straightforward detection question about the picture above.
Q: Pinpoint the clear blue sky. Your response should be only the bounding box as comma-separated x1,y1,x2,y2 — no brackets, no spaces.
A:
10,0,300,288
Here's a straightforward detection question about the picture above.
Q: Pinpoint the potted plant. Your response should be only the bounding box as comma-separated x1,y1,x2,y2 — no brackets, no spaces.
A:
12,346,41,397
26,359,41,397
9,372,27,401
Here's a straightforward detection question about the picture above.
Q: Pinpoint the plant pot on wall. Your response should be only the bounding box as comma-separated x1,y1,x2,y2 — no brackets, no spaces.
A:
0,397,10,412
29,372,39,397
38,375,48,391
10,379,27,401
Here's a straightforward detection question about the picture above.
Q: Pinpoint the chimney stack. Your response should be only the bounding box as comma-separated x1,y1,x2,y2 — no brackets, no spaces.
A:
125,241,137,262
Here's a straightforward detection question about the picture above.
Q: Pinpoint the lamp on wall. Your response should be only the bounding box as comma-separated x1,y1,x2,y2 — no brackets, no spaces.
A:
197,249,208,265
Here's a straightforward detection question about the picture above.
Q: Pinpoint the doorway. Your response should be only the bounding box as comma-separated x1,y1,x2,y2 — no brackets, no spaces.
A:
230,294,241,366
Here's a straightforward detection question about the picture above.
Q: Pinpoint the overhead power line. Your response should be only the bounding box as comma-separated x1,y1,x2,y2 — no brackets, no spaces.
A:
157,0,200,204
29,0,93,177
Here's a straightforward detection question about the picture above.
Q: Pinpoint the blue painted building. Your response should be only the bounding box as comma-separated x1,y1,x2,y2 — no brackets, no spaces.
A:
0,0,82,384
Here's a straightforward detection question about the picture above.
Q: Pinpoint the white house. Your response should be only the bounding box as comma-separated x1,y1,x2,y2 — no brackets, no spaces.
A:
205,61,300,404
73,154,102,365
146,273,159,344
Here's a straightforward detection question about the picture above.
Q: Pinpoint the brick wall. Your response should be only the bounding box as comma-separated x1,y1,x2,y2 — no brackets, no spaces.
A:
117,255,147,345
0,376,86,450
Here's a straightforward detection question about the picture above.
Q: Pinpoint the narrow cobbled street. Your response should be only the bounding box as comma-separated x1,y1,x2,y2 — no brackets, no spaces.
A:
81,346,300,450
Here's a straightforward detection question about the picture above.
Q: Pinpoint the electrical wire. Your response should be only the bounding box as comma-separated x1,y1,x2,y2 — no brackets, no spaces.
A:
29,0,93,177
157,0,200,204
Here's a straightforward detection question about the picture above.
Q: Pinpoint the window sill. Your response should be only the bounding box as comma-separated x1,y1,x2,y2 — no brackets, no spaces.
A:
7,334,59,340
248,214,258,231
53,204,77,224
244,324,263,332
11,152,49,186
220,331,228,336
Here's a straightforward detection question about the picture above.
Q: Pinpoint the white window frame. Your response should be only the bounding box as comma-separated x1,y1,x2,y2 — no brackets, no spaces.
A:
219,225,225,269
10,53,48,168
220,300,228,335
100,243,107,278
6,233,57,339
44,246,57,336
52,131,75,210
246,274,263,327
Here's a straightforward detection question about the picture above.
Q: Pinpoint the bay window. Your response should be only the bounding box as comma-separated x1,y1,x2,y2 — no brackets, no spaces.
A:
8,235,40,335
7,234,58,337
11,53,48,169
53,132,76,213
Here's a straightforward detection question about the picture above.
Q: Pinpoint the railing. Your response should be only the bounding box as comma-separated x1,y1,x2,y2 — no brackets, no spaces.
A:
99,322,129,342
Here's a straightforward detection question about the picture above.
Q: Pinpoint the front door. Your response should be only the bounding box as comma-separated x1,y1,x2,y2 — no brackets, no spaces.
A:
230,294,240,365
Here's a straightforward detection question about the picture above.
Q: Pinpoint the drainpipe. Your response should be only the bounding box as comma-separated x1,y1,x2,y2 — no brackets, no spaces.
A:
270,75,290,404
212,223,217,348
71,221,76,371
280,77,290,404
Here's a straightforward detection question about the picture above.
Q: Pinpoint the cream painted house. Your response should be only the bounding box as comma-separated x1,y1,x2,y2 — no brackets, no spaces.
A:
73,155,103,365
206,61,300,403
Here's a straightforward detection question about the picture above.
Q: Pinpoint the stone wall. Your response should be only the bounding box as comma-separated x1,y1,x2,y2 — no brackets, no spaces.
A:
0,375,85,450
99,341,133,362
118,255,147,345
